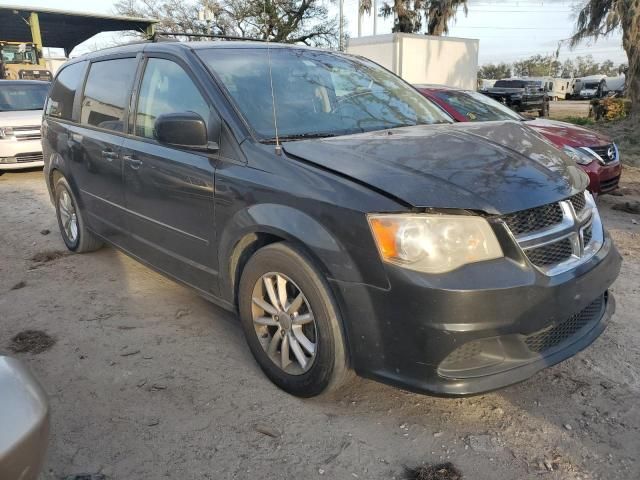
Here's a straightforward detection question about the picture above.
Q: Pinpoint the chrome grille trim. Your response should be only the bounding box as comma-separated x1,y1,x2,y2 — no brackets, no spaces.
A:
501,191,604,276
582,143,618,165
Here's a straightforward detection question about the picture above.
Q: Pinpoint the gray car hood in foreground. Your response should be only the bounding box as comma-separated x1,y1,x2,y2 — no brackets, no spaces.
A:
283,120,588,215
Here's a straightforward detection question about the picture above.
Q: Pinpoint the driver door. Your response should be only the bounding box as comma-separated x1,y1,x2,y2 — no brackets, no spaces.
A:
121,56,220,295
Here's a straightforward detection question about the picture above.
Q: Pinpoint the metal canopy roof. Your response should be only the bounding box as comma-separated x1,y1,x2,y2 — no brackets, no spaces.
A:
0,5,157,55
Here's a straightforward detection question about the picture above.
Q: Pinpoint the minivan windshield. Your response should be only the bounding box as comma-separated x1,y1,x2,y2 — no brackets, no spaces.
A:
197,47,451,140
0,83,49,111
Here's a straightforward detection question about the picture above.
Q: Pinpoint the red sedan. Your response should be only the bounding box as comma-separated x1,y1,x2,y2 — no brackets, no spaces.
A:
416,85,622,195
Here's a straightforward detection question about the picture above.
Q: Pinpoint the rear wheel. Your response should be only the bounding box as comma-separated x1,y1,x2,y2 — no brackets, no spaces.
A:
54,176,103,253
238,243,350,397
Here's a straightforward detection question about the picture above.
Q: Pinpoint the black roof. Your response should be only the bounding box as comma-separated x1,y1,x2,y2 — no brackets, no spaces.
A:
64,40,334,66
0,5,157,55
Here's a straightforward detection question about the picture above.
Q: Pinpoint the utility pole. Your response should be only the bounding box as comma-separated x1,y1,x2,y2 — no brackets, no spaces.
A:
339,0,344,50
373,0,378,35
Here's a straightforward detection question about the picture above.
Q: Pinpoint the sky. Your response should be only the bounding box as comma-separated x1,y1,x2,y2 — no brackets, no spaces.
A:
4,0,628,66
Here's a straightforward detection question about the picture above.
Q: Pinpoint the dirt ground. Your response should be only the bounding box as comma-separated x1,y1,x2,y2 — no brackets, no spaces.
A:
549,100,591,120
1,167,639,480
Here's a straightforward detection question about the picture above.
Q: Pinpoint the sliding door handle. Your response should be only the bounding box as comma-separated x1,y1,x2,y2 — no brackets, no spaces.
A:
124,155,143,170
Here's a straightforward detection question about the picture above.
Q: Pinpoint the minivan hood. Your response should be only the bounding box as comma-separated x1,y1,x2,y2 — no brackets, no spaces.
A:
282,121,588,215
0,109,43,127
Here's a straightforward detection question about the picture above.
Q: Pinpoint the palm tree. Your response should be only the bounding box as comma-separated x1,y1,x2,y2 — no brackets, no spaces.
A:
571,0,640,117
426,0,468,35
362,0,467,35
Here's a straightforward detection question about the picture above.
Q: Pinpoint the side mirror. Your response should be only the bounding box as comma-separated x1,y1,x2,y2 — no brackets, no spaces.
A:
154,112,218,151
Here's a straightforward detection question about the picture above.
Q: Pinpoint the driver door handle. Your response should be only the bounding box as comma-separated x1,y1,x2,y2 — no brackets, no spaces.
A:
101,150,118,161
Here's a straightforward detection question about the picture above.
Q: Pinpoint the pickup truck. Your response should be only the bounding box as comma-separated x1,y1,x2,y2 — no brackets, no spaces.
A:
481,79,549,117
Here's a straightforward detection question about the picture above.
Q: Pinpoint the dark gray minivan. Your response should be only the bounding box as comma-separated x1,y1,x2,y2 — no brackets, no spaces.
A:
42,41,621,397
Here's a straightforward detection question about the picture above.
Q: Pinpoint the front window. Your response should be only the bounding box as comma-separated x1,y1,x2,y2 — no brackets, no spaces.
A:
435,90,523,122
197,47,450,140
0,83,49,111
135,58,210,139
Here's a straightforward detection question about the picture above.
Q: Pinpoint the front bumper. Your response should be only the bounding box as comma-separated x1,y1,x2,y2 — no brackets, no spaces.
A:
0,138,44,171
580,161,622,195
331,232,621,396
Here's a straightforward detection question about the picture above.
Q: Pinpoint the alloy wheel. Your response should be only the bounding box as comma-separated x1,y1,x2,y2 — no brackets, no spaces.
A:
58,189,78,243
251,272,318,375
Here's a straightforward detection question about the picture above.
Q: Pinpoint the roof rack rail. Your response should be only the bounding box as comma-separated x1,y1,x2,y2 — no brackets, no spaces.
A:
152,32,265,42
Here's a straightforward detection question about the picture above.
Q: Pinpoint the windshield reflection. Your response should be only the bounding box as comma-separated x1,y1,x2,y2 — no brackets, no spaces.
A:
197,47,451,140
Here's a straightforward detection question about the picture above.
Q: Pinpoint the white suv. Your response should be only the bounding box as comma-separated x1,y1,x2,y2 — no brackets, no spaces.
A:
0,80,49,173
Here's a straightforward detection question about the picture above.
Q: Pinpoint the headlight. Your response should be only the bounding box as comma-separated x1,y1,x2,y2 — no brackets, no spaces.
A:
368,214,503,273
0,127,14,139
563,146,595,165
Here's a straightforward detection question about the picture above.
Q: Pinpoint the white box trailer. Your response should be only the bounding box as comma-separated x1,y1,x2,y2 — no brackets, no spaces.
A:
346,33,479,90
525,76,572,100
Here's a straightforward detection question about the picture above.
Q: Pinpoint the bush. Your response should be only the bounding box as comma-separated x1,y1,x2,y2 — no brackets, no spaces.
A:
590,98,632,121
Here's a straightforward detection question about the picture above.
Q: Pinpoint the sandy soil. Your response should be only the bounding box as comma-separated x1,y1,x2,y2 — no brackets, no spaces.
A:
549,100,591,120
1,168,639,480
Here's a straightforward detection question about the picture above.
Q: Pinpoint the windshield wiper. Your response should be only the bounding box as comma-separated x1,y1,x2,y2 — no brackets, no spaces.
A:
262,132,337,143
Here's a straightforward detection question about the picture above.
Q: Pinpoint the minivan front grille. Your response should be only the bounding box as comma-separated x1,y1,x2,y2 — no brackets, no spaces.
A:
525,238,573,267
501,203,563,236
500,191,603,275
525,294,605,353
568,192,586,213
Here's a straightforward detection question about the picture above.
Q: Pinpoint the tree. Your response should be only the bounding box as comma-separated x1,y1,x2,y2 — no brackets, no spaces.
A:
360,0,467,35
512,54,561,77
571,0,640,116
573,55,601,76
114,0,339,47
478,63,511,80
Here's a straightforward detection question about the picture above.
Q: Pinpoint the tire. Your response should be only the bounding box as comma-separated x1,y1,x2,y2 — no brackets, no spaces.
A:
238,242,350,397
54,176,103,253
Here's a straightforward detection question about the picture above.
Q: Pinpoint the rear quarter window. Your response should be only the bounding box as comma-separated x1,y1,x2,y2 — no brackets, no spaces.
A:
80,58,138,133
45,61,87,120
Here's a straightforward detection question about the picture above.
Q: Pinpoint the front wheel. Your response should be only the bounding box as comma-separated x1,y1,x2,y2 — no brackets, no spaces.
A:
54,176,103,253
238,243,350,397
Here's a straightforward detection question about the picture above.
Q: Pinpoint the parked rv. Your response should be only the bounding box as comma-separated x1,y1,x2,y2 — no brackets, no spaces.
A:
573,75,607,100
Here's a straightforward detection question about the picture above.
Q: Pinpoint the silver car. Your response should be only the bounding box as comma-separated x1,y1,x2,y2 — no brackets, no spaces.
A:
0,80,49,173
0,356,49,480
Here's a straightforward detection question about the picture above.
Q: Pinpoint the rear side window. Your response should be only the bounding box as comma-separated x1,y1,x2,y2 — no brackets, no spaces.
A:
80,58,138,132
45,61,86,120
